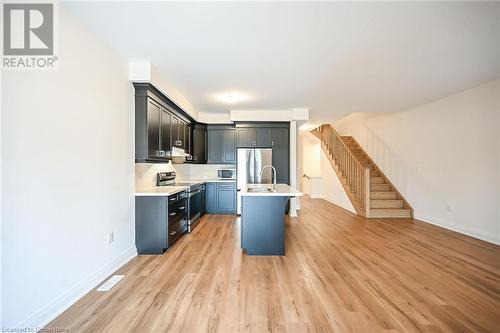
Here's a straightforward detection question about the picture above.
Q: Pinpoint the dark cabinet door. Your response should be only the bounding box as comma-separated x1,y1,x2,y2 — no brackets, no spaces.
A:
180,121,186,149
272,148,289,184
147,99,161,159
217,189,236,213
237,128,255,147
200,187,206,215
135,197,168,254
205,183,217,213
208,130,224,163
185,124,192,154
256,128,272,147
223,131,236,163
171,116,180,147
271,128,289,148
160,109,171,157
192,125,207,163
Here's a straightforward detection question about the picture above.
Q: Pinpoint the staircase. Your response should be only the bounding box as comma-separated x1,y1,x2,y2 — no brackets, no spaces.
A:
312,124,413,218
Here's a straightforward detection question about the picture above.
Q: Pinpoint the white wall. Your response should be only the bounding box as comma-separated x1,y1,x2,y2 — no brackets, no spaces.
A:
335,79,500,244
1,7,136,328
299,132,355,213
318,145,356,213
135,163,235,188
0,68,3,327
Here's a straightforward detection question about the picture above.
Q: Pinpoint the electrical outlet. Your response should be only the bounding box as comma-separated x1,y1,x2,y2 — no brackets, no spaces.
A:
446,204,453,213
108,232,114,244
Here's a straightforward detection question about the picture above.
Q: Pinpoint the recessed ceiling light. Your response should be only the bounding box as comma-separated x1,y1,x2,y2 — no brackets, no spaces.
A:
216,93,248,104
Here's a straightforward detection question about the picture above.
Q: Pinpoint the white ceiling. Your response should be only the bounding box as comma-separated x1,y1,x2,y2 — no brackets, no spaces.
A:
65,1,500,122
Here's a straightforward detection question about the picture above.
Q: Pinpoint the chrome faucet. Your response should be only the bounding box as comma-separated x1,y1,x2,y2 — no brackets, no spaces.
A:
260,165,277,189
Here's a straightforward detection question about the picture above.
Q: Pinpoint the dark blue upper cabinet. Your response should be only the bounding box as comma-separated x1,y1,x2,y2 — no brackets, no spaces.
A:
256,128,272,147
146,99,161,159
272,148,289,184
237,129,255,147
208,130,224,163
236,124,288,149
237,127,272,147
223,131,236,163
134,83,194,163
207,127,236,164
271,128,289,148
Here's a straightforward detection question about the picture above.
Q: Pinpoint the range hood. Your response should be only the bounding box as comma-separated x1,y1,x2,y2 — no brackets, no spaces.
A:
171,146,191,163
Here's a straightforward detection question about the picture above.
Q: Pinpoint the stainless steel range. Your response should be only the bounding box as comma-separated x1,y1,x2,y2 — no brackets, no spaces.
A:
157,172,202,233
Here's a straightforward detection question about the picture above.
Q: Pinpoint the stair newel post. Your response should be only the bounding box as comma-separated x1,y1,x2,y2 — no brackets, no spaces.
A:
364,167,370,218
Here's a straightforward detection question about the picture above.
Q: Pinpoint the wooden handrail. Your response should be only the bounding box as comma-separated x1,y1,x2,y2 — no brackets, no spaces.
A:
319,124,366,168
314,124,370,216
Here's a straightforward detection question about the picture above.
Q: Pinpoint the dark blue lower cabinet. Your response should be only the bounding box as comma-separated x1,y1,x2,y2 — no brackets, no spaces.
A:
135,192,188,254
217,189,236,213
241,195,289,255
205,182,217,213
205,182,236,214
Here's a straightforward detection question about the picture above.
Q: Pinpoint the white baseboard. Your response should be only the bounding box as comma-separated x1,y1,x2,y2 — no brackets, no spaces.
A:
414,213,500,246
19,247,137,329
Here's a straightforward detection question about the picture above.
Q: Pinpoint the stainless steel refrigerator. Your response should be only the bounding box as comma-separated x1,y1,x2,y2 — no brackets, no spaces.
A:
237,148,273,214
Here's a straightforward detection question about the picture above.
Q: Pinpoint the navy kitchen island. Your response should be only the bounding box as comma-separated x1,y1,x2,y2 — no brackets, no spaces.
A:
240,184,303,256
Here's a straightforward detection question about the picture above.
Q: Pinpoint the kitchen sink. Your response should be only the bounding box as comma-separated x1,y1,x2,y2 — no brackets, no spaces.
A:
247,187,276,193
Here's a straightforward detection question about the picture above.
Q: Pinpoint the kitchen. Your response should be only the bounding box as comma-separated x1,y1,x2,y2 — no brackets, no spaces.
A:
133,83,302,255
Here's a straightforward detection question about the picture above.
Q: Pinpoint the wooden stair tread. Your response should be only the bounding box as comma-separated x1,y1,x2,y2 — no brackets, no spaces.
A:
370,177,385,184
371,184,391,191
370,208,412,218
370,199,404,208
371,192,397,199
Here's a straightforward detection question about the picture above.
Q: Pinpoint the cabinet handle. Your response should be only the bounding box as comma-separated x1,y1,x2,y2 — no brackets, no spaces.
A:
272,140,274,147
169,212,176,216
169,197,176,202
179,206,185,210
169,231,177,236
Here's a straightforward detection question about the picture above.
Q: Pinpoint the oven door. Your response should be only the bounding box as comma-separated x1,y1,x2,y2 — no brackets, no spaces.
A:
187,189,201,231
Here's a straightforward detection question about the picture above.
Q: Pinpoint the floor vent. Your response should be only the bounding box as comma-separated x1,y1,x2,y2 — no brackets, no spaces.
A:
97,275,124,291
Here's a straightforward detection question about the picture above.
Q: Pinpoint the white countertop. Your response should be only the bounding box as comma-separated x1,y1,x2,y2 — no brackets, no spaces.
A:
240,184,303,197
180,178,236,183
135,185,189,197
135,179,236,196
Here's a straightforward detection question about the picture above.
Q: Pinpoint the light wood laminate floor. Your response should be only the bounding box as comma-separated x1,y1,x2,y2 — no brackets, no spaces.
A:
47,197,500,332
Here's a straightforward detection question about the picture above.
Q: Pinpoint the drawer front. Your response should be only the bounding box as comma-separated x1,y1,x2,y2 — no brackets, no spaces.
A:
168,199,187,224
167,191,188,204
217,182,236,189
169,198,187,213
167,194,178,204
168,219,187,245
170,218,187,231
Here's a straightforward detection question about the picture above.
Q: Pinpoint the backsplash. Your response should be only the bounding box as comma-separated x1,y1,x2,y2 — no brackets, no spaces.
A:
135,163,235,188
